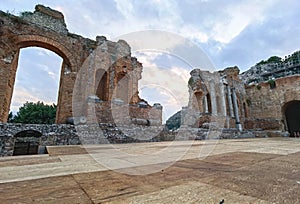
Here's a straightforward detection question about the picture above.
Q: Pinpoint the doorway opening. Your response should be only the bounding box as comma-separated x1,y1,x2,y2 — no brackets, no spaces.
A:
283,100,300,136
13,130,46,156
9,47,62,122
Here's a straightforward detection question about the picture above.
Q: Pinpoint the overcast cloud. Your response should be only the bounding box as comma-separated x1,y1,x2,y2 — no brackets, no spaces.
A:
1,0,299,119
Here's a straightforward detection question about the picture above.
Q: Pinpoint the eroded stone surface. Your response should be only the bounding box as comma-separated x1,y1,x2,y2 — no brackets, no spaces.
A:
0,138,300,203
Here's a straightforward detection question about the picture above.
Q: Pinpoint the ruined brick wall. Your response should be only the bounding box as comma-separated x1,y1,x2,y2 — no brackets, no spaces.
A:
72,36,161,126
0,5,161,125
0,6,94,123
21,5,68,34
245,75,300,131
85,101,162,126
185,67,247,131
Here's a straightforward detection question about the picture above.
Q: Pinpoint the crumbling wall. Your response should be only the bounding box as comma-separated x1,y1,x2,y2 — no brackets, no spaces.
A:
21,5,68,34
0,5,161,125
0,6,93,123
0,123,79,156
183,66,247,131
245,75,300,131
0,123,166,156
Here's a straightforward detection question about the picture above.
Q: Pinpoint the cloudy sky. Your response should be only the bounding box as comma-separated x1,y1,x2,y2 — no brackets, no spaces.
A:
1,0,300,121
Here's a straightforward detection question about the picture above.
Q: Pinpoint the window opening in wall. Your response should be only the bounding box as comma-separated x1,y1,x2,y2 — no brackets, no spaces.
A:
206,94,212,113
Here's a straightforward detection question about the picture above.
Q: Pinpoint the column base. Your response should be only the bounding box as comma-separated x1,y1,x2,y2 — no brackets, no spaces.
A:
236,123,243,132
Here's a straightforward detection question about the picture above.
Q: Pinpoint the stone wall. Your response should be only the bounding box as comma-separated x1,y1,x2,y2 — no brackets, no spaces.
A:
185,67,300,134
0,122,169,156
0,123,79,156
0,121,278,157
0,7,93,123
0,5,161,124
184,67,247,131
21,5,68,34
245,75,300,131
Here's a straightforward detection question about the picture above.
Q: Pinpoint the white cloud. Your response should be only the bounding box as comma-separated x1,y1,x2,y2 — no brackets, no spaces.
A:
211,1,272,44
37,49,54,56
178,25,208,43
136,51,190,120
10,87,55,113
170,66,190,82
37,64,59,80
114,0,134,19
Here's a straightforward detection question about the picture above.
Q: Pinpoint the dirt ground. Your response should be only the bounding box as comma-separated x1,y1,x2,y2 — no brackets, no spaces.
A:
0,138,300,203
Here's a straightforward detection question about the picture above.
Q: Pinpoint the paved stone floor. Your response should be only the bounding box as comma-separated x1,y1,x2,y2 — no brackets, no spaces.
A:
0,138,300,203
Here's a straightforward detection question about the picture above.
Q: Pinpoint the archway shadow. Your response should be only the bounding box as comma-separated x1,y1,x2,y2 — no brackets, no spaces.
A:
13,130,46,155
282,100,300,136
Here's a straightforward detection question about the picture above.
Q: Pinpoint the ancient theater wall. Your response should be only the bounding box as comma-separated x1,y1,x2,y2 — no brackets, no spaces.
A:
244,75,300,131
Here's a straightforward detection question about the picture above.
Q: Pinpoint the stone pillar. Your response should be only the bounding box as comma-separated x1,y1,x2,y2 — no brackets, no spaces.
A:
209,81,217,116
226,85,234,118
232,88,242,131
203,95,209,113
219,83,227,116
0,50,19,123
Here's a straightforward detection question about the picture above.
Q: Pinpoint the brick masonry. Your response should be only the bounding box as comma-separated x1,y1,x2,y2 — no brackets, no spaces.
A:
245,75,300,131
0,5,161,124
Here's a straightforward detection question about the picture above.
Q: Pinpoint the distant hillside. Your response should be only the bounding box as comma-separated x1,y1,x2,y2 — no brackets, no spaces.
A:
240,50,300,84
165,110,181,130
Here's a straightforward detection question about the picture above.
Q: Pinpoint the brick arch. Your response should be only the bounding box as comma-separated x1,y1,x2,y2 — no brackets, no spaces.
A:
15,35,77,72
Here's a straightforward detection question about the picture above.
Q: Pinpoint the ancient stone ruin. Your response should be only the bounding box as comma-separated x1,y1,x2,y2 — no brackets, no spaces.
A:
0,5,164,156
183,65,299,138
0,5,162,125
0,5,299,156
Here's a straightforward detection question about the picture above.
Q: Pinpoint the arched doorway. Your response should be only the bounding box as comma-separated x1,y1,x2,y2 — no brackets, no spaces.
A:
10,47,62,118
283,101,300,135
95,69,108,101
13,130,44,155
4,35,76,124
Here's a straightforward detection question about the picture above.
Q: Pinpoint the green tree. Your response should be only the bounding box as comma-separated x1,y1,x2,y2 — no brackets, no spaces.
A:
256,56,282,66
12,101,57,124
7,111,14,122
266,56,282,63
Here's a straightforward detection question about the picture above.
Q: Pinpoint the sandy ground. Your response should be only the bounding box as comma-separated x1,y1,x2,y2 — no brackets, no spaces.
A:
0,138,300,203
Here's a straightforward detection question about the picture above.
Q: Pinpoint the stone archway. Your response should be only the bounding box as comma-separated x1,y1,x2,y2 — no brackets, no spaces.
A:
1,5,153,125
12,36,75,124
283,100,300,135
0,6,82,124
16,35,76,71
95,69,109,101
